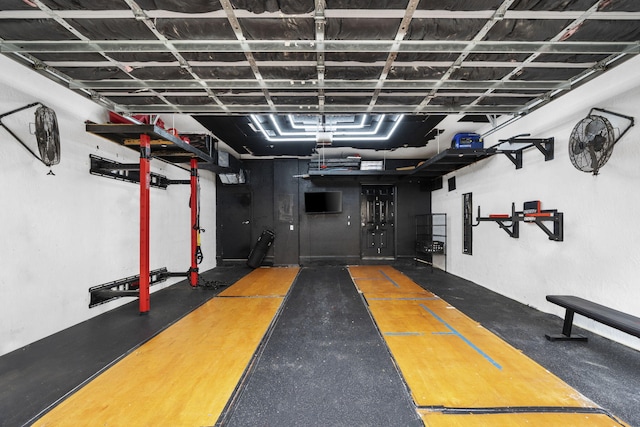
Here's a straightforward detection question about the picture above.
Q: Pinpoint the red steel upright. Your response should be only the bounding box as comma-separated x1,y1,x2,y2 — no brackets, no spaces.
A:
189,158,199,287
139,133,151,313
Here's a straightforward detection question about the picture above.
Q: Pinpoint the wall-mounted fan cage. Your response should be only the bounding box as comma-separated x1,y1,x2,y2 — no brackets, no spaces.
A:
568,108,634,175
0,102,60,174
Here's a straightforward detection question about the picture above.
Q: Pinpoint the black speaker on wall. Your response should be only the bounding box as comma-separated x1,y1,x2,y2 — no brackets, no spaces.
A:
448,176,456,191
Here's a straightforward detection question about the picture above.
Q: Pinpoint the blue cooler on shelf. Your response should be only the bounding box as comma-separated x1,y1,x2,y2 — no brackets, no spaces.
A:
451,133,484,149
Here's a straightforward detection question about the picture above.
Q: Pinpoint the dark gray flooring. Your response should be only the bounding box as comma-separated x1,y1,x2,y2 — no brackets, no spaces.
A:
397,265,640,427
1,264,638,427
220,266,422,427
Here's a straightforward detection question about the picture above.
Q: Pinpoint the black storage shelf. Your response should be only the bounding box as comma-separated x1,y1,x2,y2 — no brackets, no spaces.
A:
415,213,447,271
307,148,496,181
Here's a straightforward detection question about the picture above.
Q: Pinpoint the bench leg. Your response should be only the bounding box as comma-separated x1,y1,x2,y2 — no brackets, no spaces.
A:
545,309,588,342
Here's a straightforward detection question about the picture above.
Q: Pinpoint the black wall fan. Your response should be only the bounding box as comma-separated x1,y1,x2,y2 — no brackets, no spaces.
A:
568,108,634,175
0,102,60,173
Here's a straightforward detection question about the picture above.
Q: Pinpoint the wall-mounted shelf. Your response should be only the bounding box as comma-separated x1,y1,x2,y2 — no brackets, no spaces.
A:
306,148,496,181
86,122,235,174
493,135,554,169
475,202,563,241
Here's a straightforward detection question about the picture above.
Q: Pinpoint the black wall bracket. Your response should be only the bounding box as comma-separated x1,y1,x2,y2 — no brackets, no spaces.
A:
90,155,192,188
89,267,172,308
495,136,554,169
522,211,564,242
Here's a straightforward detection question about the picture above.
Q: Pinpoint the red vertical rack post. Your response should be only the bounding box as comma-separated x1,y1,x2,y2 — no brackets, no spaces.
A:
189,158,199,287
139,133,151,313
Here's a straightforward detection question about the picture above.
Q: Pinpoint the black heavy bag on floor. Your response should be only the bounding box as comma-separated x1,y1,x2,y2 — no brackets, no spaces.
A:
247,229,275,268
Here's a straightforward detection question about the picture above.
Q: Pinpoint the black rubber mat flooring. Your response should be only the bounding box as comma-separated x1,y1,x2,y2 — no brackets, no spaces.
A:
220,266,422,427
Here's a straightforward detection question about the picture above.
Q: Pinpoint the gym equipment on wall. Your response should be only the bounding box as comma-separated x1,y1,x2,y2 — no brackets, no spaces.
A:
474,201,563,242
89,268,170,308
86,121,218,313
568,108,634,175
0,102,60,173
89,154,189,188
491,134,554,170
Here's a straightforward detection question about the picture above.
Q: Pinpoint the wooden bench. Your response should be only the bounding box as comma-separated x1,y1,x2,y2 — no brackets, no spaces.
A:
545,295,640,342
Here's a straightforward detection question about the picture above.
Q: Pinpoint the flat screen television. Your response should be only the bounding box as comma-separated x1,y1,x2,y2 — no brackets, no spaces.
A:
304,191,342,214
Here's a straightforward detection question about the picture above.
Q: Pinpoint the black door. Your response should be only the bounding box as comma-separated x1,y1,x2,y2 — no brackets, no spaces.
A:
361,185,395,259
217,189,252,261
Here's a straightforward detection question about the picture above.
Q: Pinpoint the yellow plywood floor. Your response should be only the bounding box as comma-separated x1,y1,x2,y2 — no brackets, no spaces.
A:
219,266,299,297
34,267,299,427
420,411,627,427
348,266,628,427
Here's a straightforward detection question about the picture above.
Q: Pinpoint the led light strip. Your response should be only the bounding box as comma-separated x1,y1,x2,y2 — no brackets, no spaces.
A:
287,114,368,130
270,114,387,137
250,114,404,142
334,114,404,141
249,115,316,142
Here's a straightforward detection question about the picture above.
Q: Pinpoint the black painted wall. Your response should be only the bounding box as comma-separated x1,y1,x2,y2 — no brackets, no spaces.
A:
216,159,432,266
273,159,300,265
298,177,361,265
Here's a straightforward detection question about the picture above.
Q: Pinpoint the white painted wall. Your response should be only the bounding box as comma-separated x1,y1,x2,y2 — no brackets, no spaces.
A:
433,54,640,351
0,56,217,356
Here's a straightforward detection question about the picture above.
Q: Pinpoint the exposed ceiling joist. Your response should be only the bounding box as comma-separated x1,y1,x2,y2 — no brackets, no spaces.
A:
2,9,640,20
1,0,638,159
3,40,638,54
68,79,572,91
120,104,523,114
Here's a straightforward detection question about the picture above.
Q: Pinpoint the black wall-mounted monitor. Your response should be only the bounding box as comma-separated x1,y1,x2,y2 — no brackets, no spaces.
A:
304,191,342,214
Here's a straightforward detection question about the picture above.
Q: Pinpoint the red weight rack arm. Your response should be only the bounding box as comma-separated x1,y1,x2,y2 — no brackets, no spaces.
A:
190,158,199,287
139,134,151,314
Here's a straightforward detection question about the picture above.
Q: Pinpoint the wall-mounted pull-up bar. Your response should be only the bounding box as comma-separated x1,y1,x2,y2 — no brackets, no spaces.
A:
474,203,519,238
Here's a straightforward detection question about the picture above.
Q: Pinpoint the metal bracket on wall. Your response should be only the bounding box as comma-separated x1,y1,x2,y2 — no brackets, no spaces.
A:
89,267,171,308
474,203,520,238
495,136,554,169
520,210,564,242
89,154,192,188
